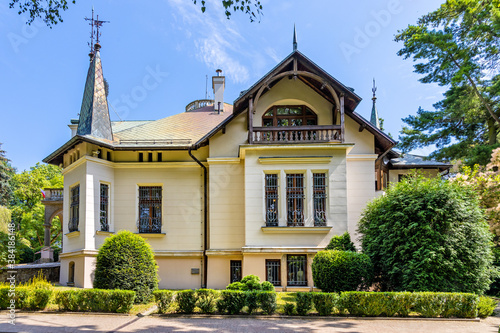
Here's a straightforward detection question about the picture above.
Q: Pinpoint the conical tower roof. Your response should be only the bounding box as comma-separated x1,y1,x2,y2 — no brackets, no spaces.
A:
76,44,113,141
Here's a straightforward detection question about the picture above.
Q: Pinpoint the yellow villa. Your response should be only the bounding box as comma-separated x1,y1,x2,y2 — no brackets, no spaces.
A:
43,34,451,291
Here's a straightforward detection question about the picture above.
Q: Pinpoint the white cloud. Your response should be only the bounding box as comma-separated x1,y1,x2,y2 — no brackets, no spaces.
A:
167,0,250,83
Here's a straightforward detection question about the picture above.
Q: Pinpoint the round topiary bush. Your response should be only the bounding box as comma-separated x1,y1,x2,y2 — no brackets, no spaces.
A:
358,175,495,293
312,250,373,292
325,232,356,252
93,230,158,303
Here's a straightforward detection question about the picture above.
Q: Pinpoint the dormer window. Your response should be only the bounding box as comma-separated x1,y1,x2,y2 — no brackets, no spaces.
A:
262,105,317,127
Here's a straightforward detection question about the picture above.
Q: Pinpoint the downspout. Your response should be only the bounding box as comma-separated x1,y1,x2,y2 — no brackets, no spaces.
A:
188,147,208,288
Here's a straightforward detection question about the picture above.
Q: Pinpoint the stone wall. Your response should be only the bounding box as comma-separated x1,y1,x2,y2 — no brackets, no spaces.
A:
0,263,60,284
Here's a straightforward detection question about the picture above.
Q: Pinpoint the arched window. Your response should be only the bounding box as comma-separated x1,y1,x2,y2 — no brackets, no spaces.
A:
68,261,75,285
262,105,317,127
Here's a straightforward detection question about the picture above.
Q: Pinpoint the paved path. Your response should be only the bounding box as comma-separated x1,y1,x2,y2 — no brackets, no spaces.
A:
1,313,499,333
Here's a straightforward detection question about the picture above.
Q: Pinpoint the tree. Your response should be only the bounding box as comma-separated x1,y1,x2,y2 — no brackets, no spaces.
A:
452,148,500,243
395,0,500,164
93,231,158,303
10,0,263,27
0,143,14,206
358,174,496,294
10,163,63,249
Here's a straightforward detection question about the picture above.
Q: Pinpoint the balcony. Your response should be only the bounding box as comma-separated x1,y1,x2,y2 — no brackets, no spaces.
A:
42,188,63,202
250,125,342,144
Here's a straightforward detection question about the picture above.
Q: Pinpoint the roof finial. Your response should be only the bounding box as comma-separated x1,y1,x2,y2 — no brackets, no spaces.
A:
84,8,109,56
370,78,381,129
372,78,377,100
293,24,297,51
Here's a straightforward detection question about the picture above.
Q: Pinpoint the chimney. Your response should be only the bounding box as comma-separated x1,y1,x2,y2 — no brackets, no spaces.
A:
212,69,225,113
69,119,79,138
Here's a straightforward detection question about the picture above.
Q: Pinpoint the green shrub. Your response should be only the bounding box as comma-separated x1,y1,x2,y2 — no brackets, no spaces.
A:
226,275,273,291
0,287,10,309
283,302,295,315
312,250,373,292
258,291,277,314
226,282,245,290
312,292,338,316
325,232,356,251
295,292,313,316
0,286,52,311
478,296,497,318
245,291,259,314
240,275,262,291
153,290,175,314
219,290,246,314
340,292,406,317
413,292,478,318
176,290,197,314
196,289,218,314
261,281,275,291
53,289,135,313
359,175,496,293
93,230,158,303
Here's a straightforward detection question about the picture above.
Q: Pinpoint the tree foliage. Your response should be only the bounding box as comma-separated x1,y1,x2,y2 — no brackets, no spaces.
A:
93,231,159,303
395,0,500,163
10,163,63,248
10,0,263,28
358,174,496,294
452,148,500,243
0,143,14,206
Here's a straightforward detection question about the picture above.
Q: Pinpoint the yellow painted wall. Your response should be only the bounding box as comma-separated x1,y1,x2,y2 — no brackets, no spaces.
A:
156,257,202,289
206,255,242,290
209,112,248,158
243,147,348,248
208,161,245,250
344,117,375,154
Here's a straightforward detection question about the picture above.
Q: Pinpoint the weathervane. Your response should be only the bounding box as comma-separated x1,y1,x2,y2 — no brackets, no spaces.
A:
84,7,109,55
372,78,377,100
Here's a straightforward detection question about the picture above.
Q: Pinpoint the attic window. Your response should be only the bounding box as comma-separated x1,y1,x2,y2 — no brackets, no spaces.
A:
262,105,317,127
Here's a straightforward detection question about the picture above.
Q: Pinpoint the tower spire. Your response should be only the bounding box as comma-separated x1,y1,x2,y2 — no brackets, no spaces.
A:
370,78,381,129
77,10,113,141
293,24,297,51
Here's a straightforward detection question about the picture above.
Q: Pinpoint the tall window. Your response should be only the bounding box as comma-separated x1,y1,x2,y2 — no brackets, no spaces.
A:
287,255,307,286
230,260,242,283
262,105,317,127
287,174,304,226
313,173,327,226
265,174,279,226
69,185,79,232
266,259,281,286
100,184,109,231
138,186,162,233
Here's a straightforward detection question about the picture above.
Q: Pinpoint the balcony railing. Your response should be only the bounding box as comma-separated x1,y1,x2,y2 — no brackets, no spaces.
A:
43,188,64,201
251,125,342,144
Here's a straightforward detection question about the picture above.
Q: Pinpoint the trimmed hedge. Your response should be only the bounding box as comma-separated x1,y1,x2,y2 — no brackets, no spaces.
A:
257,291,277,314
478,296,497,318
196,289,218,314
312,250,373,292
54,289,135,313
312,292,338,316
176,290,197,313
153,290,174,314
295,292,313,315
0,287,52,311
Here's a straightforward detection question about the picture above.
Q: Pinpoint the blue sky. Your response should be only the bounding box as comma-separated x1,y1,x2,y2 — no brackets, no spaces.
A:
1,0,445,171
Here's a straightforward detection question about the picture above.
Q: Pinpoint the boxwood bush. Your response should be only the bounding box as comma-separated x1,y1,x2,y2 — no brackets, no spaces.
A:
153,290,175,314
325,232,356,251
54,289,135,313
176,290,197,313
312,250,373,292
196,289,218,314
295,292,313,315
257,291,277,314
312,292,338,316
93,230,158,303
218,290,246,314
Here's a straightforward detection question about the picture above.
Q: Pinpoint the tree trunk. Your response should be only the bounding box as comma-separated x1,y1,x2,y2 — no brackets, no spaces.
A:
488,118,497,145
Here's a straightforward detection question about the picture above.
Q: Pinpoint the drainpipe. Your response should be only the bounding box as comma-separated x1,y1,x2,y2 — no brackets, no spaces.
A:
188,147,208,288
